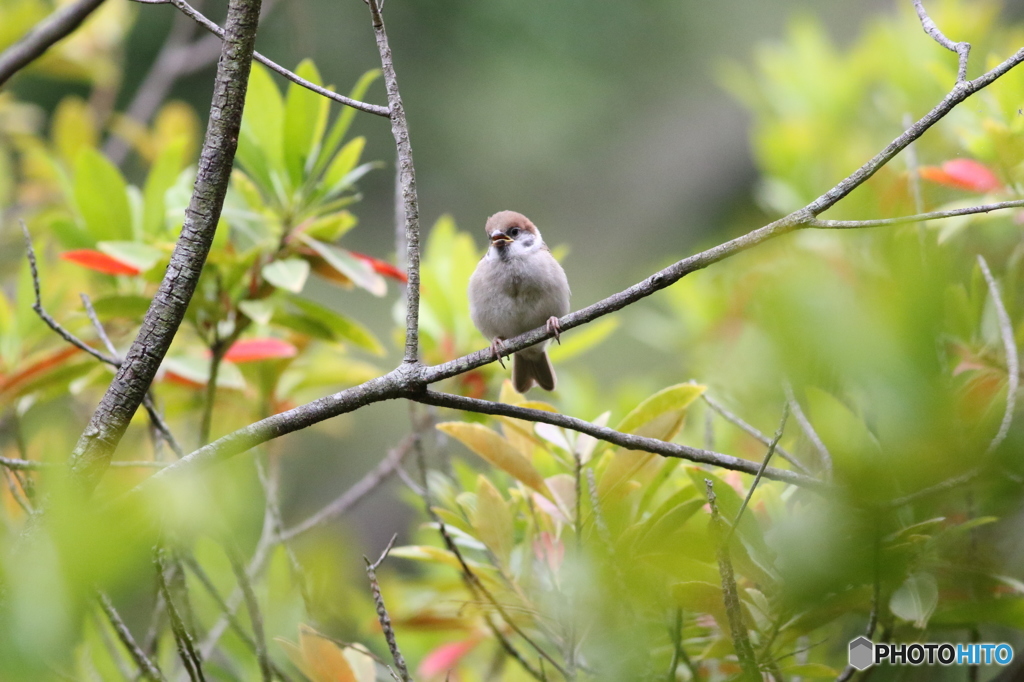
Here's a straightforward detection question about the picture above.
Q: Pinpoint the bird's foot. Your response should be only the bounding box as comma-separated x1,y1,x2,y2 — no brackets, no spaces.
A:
490,337,508,369
546,316,562,344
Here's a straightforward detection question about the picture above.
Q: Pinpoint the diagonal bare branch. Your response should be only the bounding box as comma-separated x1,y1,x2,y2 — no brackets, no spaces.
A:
0,0,107,86
784,383,833,479
364,533,413,682
732,405,788,530
807,199,1024,229
128,36,1024,498
128,0,390,117
977,255,1018,454
415,390,820,489
702,393,809,474
97,591,168,682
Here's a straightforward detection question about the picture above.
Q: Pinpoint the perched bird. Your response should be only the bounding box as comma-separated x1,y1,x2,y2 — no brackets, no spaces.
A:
468,211,571,392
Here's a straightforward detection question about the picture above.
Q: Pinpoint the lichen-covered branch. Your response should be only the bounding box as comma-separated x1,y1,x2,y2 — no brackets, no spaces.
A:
0,0,107,86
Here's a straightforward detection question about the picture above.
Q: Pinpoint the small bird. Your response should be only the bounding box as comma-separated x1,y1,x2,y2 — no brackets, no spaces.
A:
468,211,571,392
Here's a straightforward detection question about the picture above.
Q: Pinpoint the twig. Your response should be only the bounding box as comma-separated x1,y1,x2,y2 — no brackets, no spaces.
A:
24,234,186,458
69,0,264,493
885,468,981,508
128,0,390,117
416,390,819,489
835,550,880,682
180,555,292,681
1,467,33,514
705,480,760,682
155,549,205,682
913,0,971,84
784,384,833,478
227,547,272,682
807,199,1024,229
977,255,1018,454
366,0,421,363
105,1,225,163
0,0,107,86
131,39,1024,496
701,393,809,474
81,292,185,458
22,223,119,367
97,591,168,682
364,534,412,682
732,405,788,530
434,518,559,680
277,434,414,542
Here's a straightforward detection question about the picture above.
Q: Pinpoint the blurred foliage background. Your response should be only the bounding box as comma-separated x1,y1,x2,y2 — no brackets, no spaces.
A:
2,0,1024,679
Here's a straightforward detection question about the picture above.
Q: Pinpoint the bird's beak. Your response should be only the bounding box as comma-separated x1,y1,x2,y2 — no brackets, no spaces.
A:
490,232,511,245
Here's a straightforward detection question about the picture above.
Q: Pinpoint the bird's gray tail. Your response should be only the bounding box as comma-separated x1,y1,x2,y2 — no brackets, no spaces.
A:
513,350,556,392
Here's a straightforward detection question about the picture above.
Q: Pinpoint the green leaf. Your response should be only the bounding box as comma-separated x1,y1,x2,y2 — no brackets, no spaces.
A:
237,63,284,192
238,299,275,326
323,137,365,192
284,295,384,355
298,234,386,296
73,148,132,241
890,572,938,628
143,138,186,236
89,294,152,319
283,59,329,185
262,258,310,293
97,241,165,273
313,69,380,177
548,317,619,363
161,356,246,389
299,211,357,242
616,383,705,434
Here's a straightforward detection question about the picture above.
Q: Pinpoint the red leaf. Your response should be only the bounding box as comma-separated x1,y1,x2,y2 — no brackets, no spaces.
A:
223,338,298,363
61,249,141,276
419,638,480,678
349,251,408,283
920,159,1001,193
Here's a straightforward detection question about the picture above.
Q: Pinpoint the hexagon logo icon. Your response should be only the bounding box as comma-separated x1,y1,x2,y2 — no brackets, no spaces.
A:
849,636,874,671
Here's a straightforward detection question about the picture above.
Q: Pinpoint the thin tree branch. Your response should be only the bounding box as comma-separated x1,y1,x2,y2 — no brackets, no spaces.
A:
732,405,788,530
23,224,185,458
181,556,292,682
227,547,271,682
127,0,390,117
784,384,833,478
807,199,1024,229
835,553,880,682
97,591,168,682
80,292,185,458
277,434,414,542
415,390,820,489
366,0,422,363
706,480,759,682
155,549,205,682
365,534,413,682
913,0,970,84
977,255,1018,454
701,393,809,474
0,456,169,470
22,223,119,367
884,468,981,508
434,516,564,679
69,0,264,493
0,0,107,86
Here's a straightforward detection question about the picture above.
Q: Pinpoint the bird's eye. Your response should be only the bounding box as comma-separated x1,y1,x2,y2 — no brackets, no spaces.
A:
508,227,521,238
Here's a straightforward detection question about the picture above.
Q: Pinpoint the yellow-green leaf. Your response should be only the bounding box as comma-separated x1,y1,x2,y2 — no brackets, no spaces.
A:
74,148,132,241
437,422,551,498
616,383,706,434
474,476,514,564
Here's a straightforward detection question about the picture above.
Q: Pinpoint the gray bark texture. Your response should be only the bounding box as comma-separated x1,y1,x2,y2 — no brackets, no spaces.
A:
69,0,263,492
